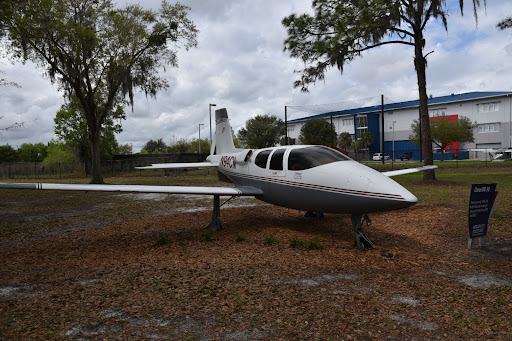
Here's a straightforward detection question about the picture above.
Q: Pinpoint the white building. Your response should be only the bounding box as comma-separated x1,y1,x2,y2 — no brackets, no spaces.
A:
286,91,512,160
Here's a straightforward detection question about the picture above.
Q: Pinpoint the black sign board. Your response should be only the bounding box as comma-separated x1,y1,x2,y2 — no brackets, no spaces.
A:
468,183,497,239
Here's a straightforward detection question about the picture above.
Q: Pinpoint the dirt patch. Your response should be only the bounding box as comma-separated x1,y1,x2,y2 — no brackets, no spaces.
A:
1,200,512,339
473,239,512,259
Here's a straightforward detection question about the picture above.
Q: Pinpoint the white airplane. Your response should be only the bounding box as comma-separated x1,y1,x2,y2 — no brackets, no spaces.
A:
0,108,436,249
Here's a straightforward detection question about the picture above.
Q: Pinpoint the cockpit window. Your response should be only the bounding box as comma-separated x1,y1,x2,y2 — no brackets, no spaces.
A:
269,149,286,170
255,150,271,168
288,146,350,171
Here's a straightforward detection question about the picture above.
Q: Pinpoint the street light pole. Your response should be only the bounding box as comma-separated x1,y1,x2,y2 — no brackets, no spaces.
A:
199,123,204,156
209,104,217,147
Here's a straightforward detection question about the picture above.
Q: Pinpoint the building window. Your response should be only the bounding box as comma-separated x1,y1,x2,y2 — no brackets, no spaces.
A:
477,102,500,113
477,123,500,133
342,118,353,126
287,126,295,132
355,116,368,137
429,108,446,117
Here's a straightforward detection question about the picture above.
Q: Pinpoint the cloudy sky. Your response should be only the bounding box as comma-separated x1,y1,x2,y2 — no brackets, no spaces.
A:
1,0,512,152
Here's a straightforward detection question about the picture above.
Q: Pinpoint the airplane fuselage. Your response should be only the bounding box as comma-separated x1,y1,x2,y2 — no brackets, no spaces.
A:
210,145,418,215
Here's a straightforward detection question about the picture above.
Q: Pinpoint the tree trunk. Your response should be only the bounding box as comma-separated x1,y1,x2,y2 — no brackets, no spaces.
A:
89,125,104,184
414,33,436,180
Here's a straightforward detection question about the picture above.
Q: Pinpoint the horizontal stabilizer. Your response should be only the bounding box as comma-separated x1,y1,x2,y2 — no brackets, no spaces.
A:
381,165,438,177
0,182,262,196
135,162,218,170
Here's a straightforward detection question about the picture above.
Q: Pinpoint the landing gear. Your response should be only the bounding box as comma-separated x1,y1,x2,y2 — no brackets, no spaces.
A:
350,214,375,250
204,195,222,231
204,195,238,231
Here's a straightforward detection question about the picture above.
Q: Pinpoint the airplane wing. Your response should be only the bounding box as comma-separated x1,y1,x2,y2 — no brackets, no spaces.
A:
0,182,262,196
381,165,438,177
135,161,218,170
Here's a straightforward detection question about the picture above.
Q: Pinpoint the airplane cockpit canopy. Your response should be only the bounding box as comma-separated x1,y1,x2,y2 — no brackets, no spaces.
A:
288,146,350,171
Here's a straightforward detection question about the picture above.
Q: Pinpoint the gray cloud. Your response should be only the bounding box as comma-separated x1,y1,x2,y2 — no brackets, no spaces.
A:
1,0,512,152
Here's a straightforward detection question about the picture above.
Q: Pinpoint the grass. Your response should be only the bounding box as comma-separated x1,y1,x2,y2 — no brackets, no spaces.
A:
289,237,324,250
179,230,196,242
202,230,216,242
393,166,512,234
235,233,248,243
289,237,306,249
264,234,279,245
153,232,169,246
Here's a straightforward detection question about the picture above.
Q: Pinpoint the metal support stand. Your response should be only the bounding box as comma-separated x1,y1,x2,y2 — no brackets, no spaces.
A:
204,195,222,231
467,237,485,249
351,214,375,250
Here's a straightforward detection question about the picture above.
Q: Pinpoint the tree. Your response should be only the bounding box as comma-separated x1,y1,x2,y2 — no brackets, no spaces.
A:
189,138,211,154
0,145,18,162
359,132,374,151
141,139,168,154
43,140,75,163
351,132,374,160
1,0,198,183
168,138,190,153
409,116,475,161
282,0,482,180
237,114,285,149
54,97,125,162
17,143,48,162
497,17,512,30
115,144,133,155
0,70,19,89
338,132,353,150
299,118,336,146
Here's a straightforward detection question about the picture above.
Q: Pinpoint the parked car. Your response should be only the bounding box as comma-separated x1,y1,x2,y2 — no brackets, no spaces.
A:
372,153,390,161
399,152,413,161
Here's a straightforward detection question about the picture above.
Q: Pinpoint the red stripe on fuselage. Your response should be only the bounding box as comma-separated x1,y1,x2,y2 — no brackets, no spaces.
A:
220,169,405,201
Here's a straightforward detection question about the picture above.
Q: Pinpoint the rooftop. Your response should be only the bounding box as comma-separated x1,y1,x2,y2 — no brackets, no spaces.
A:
289,91,512,122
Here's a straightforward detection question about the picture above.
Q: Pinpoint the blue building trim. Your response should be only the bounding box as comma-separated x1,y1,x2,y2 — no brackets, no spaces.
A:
289,91,512,123
367,113,380,154
383,140,421,160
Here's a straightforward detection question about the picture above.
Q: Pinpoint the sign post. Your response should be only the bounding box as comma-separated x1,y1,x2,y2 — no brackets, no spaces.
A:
468,183,498,249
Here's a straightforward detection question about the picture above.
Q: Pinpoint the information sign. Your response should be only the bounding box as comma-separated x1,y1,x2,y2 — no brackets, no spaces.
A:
468,183,497,240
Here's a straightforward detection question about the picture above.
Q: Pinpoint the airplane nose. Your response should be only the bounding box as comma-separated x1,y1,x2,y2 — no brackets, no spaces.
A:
372,172,418,210
400,187,418,206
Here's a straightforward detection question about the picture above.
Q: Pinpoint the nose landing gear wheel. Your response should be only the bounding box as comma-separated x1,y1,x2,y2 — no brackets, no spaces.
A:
351,214,375,250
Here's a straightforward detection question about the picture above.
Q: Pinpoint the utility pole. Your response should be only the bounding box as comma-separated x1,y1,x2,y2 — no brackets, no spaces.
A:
285,106,288,144
381,94,385,165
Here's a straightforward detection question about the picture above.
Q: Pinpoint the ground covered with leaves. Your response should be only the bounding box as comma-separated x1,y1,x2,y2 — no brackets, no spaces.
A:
1,171,512,340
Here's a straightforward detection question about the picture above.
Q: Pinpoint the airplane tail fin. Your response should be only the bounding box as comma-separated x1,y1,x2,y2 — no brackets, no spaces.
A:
213,108,237,155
